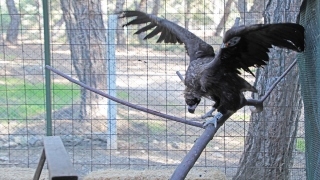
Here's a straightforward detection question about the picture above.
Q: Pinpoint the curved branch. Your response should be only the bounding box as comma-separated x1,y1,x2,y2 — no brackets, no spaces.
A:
46,65,204,128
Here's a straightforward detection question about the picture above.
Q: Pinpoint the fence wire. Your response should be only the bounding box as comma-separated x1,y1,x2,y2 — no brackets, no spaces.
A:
0,0,306,179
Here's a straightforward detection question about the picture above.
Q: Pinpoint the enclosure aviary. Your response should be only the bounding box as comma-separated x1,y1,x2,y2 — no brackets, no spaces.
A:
120,10,304,128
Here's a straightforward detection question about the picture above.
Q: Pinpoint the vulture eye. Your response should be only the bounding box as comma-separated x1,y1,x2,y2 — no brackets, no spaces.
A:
223,36,241,48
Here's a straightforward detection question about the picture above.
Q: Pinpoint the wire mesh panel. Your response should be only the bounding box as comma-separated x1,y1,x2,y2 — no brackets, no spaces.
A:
298,0,320,179
0,0,46,168
0,0,307,179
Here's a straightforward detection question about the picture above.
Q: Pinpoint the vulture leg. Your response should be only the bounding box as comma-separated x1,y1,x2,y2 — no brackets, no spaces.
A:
180,17,241,120
201,107,216,119
203,112,223,128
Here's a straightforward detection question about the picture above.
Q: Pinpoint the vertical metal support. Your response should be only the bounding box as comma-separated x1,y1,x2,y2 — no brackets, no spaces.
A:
106,15,117,149
42,0,52,136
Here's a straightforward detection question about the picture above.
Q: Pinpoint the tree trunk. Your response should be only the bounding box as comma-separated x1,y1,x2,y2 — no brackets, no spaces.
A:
60,0,107,119
233,0,303,179
6,0,20,44
134,0,147,43
115,0,125,45
237,0,264,25
185,0,191,29
215,0,265,36
214,0,233,36
152,0,160,14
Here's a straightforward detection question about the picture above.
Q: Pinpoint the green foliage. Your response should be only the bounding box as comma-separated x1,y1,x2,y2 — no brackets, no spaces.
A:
296,138,305,152
18,0,39,28
0,0,40,39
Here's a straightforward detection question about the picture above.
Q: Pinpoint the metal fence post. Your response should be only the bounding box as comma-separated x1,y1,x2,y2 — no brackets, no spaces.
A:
106,15,117,149
42,0,52,136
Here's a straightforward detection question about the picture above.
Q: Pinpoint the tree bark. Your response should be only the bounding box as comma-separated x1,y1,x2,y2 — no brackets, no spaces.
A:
233,0,303,179
134,0,147,43
214,0,233,36
237,0,264,25
60,0,107,119
115,0,125,45
152,0,160,15
6,0,20,44
185,0,191,29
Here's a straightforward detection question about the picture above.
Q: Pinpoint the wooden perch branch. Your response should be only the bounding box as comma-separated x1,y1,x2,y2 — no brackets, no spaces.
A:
260,58,297,102
45,65,203,128
176,71,184,82
170,111,233,179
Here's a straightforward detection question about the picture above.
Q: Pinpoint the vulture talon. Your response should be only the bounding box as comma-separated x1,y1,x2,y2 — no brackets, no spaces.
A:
203,112,223,128
201,108,216,119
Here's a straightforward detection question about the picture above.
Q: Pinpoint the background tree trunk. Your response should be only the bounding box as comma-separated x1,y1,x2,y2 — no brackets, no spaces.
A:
134,0,146,43
237,0,264,25
152,0,160,14
233,0,303,179
133,0,160,43
6,0,20,44
60,0,107,119
214,0,233,36
115,0,125,45
184,0,191,30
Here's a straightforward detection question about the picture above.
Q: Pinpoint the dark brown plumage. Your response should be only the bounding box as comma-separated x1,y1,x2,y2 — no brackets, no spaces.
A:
120,10,304,126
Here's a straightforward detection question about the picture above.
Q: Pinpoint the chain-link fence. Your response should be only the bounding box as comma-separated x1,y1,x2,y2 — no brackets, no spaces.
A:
0,0,307,179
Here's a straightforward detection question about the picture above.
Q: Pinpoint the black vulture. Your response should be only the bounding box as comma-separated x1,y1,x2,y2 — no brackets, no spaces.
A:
120,11,304,127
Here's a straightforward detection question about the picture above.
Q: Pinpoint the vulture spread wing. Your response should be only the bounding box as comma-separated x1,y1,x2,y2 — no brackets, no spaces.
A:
121,10,305,126
120,11,215,60
207,23,305,76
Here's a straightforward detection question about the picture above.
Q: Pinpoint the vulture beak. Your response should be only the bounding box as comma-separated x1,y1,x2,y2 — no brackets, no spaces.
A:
188,104,198,114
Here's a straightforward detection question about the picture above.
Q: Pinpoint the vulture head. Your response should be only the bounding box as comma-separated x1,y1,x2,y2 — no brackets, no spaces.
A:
184,93,201,113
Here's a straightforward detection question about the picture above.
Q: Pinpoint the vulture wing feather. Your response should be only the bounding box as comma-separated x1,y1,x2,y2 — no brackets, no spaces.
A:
120,10,214,61
207,23,304,75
